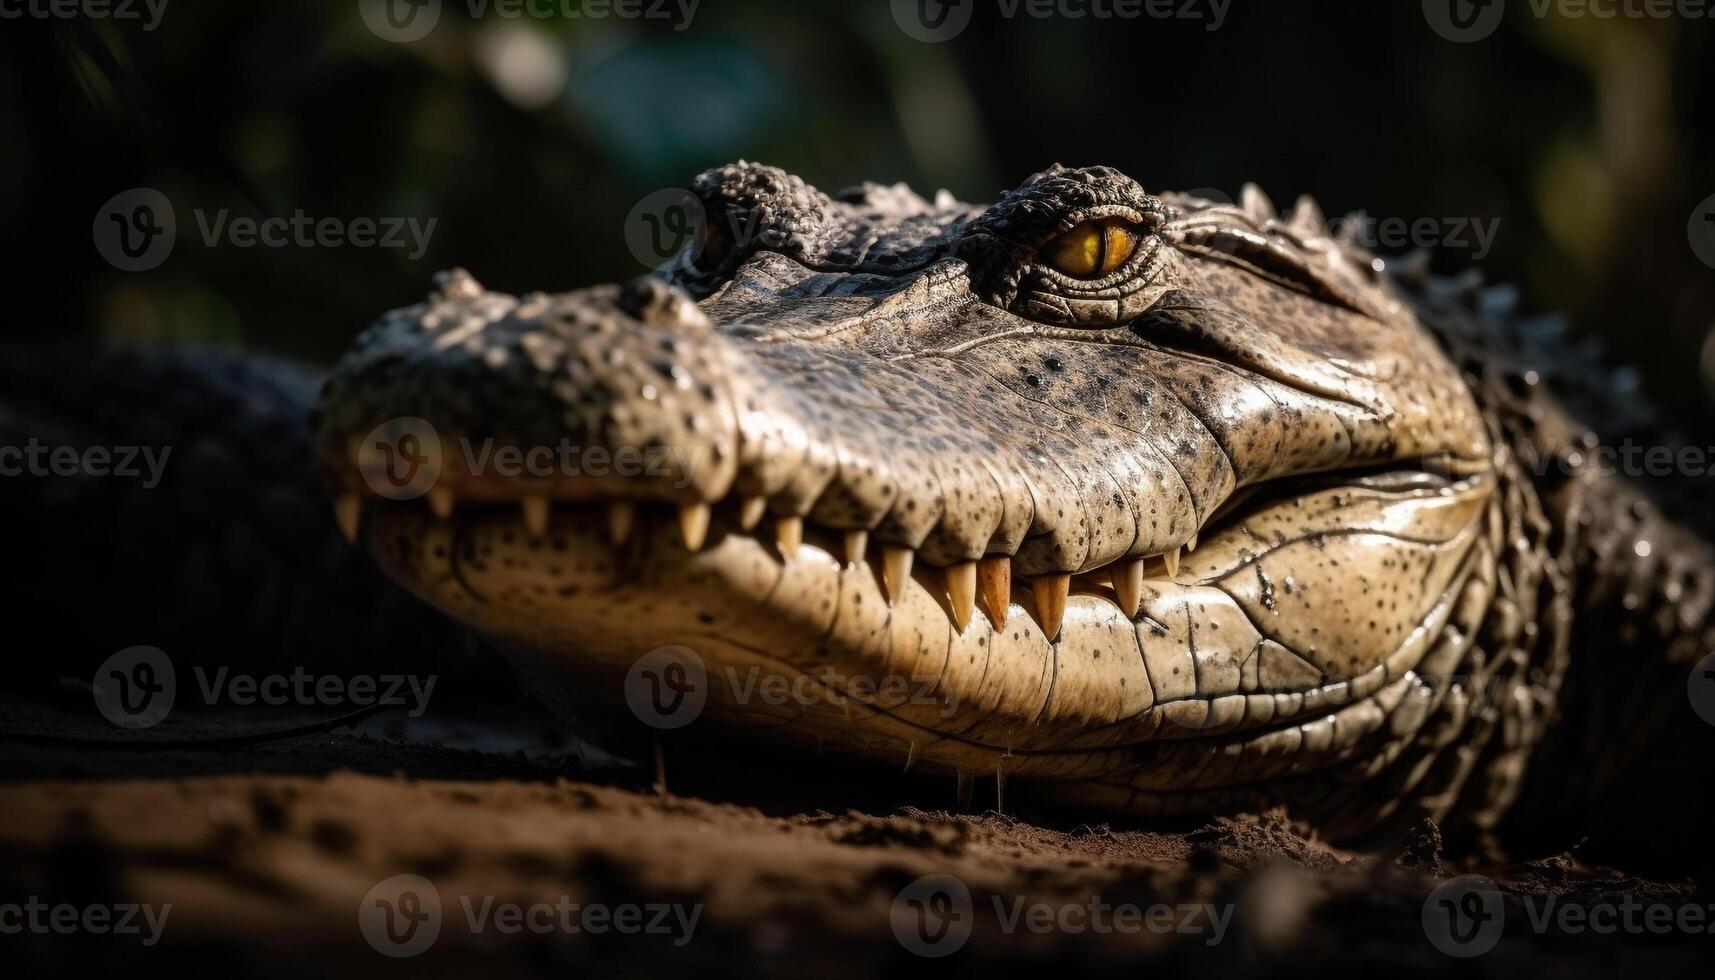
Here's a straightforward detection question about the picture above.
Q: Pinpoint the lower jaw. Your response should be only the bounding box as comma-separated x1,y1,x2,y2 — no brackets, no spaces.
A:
362,489,1483,786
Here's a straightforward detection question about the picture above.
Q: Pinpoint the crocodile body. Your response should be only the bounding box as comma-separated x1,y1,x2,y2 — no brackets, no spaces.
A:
7,163,1709,860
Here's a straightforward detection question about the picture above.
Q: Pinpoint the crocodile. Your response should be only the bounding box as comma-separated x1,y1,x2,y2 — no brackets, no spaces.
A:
305,162,1715,853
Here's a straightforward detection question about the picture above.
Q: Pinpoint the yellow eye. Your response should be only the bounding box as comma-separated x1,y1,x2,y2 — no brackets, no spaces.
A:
1044,219,1141,279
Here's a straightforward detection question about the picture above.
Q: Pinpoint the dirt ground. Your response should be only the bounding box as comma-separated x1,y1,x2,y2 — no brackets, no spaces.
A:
1,697,1710,977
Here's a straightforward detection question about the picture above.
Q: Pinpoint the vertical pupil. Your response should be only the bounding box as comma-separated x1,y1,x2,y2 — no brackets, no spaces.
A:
1091,225,1108,275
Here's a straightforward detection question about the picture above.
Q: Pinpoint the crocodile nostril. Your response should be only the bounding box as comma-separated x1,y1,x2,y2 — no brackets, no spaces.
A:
618,276,712,335
431,267,485,302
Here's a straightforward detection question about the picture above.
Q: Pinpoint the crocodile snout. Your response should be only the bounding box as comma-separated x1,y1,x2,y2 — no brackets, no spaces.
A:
315,271,744,532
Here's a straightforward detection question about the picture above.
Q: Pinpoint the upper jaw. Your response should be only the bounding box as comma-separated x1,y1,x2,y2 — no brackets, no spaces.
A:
314,247,1493,581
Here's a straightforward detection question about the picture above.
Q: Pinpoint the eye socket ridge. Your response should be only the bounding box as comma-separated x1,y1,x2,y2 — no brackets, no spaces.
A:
1043,218,1144,280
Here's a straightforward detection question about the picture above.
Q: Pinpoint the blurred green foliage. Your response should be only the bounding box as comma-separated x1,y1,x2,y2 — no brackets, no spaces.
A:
0,1,1709,430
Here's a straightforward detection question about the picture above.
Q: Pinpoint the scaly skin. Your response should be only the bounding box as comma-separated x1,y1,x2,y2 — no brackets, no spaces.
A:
303,163,1711,848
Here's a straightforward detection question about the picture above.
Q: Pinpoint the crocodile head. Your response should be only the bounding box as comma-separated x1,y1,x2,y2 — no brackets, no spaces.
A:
315,163,1499,823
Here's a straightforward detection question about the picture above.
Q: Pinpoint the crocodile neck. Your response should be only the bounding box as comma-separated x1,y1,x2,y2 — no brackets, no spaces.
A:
1421,279,1715,866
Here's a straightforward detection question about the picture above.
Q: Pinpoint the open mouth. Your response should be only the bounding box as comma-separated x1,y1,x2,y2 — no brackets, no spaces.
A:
336,450,1493,781
338,458,1473,634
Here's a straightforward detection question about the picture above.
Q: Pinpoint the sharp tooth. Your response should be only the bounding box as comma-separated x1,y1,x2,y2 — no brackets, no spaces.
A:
1162,546,1181,579
843,530,868,567
946,561,976,632
739,496,768,531
608,500,636,543
335,494,361,543
1031,574,1071,641
881,546,914,605
427,486,454,520
776,515,803,558
679,501,711,550
1186,532,1199,553
523,495,551,538
977,556,1011,627
1111,557,1144,619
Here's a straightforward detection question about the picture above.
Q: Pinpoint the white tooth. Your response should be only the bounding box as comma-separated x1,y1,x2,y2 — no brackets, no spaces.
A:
776,515,803,559
608,500,636,543
739,496,768,531
335,494,361,543
881,546,914,605
1186,531,1199,552
523,495,551,539
946,561,976,632
1162,546,1181,579
1111,557,1144,619
427,486,454,520
679,501,711,550
843,530,868,567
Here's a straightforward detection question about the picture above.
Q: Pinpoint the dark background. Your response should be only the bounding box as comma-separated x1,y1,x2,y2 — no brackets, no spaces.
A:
1,0,1711,432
